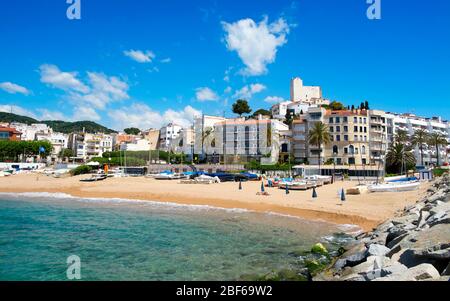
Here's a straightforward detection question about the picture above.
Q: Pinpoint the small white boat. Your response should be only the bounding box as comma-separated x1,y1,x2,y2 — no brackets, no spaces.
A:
154,172,183,180
368,181,420,193
279,180,309,191
305,175,332,184
195,174,220,184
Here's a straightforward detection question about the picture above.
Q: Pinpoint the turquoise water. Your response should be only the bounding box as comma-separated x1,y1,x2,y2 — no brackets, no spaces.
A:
0,193,356,281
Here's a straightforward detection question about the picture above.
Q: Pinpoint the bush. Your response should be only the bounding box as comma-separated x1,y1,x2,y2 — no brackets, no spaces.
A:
70,165,92,176
432,168,448,177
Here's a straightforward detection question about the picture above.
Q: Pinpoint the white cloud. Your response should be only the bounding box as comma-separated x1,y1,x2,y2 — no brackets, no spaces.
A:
264,96,284,103
36,109,68,121
108,103,201,130
222,17,290,76
0,82,31,95
124,49,156,63
195,87,219,102
233,83,266,99
160,58,171,63
0,104,36,118
39,64,89,93
224,86,232,94
72,106,101,122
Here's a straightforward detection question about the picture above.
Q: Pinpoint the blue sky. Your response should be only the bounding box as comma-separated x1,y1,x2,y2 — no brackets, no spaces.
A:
0,0,449,130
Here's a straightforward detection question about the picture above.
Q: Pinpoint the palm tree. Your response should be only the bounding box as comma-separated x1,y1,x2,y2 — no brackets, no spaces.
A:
411,129,429,166
386,142,416,174
428,132,448,167
201,127,213,161
394,129,408,143
308,122,331,174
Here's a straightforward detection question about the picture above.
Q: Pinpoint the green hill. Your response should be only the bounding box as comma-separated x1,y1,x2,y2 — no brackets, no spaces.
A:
0,112,117,134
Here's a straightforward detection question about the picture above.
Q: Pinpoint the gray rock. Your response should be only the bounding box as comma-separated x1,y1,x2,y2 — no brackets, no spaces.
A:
333,242,368,270
428,216,450,228
442,262,450,276
407,263,441,280
391,214,418,226
381,263,408,277
412,243,450,260
350,256,392,274
387,233,409,249
367,244,391,257
341,273,366,281
361,269,382,281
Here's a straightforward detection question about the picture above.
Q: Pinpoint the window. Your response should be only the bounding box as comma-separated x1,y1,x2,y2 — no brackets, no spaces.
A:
354,126,358,132
364,136,367,141
343,117,348,123
360,126,363,132
360,135,363,141
349,157,355,164
336,126,341,132
363,118,367,124
362,158,367,165
355,148,359,155
344,135,349,141
344,126,348,132
329,126,334,132
336,135,341,141
359,117,362,123
364,127,367,133
362,145,366,154
336,117,341,123
349,145,355,155
354,135,358,141
0,132,9,139
344,147,348,154
329,117,333,123
333,145,339,154
354,117,358,123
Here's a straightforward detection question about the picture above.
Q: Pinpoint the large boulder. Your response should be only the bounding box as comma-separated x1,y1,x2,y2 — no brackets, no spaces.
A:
367,244,391,257
333,242,368,270
412,243,450,260
373,263,440,281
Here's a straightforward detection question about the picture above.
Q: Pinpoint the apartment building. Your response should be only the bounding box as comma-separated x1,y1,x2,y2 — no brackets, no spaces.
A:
9,123,51,141
386,113,450,166
69,133,114,161
159,123,182,151
194,115,289,164
36,132,69,161
171,127,195,155
193,115,227,156
293,107,390,167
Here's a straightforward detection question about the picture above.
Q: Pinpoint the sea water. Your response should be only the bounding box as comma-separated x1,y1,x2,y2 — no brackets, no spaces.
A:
0,193,357,281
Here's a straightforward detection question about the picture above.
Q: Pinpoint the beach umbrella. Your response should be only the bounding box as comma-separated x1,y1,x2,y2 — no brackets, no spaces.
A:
312,187,318,199
239,179,242,190
261,181,265,192
341,188,346,202
285,183,290,195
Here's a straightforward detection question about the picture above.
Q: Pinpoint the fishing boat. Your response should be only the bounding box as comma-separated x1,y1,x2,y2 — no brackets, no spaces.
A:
279,180,309,191
305,175,332,185
368,181,420,192
80,174,108,182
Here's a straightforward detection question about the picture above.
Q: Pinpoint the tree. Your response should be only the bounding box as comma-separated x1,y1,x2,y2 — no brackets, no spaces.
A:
284,109,295,127
252,109,271,118
351,105,355,111
428,132,448,167
360,102,365,110
329,101,345,111
232,99,252,117
60,148,74,161
386,142,416,174
364,101,370,110
308,122,331,174
411,129,429,166
124,127,141,135
394,129,408,144
201,127,214,161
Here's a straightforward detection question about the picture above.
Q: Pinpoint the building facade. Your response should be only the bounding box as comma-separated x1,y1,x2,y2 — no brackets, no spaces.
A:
159,123,182,151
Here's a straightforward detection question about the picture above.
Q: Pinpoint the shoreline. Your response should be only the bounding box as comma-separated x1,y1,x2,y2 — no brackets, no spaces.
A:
0,174,431,232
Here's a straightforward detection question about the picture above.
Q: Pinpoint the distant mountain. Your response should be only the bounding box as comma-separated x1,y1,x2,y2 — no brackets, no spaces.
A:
0,112,117,134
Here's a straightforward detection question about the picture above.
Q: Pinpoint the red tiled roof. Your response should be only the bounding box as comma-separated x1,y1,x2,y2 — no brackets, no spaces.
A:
0,127,22,135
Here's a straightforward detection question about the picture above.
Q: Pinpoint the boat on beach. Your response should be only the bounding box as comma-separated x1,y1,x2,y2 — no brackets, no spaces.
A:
279,180,309,191
368,180,420,192
80,174,108,182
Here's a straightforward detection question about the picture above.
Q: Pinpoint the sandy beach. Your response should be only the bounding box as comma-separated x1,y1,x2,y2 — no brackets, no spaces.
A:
0,174,431,231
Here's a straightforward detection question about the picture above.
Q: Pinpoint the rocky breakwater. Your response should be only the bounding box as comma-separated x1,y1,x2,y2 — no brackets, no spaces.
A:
315,174,450,281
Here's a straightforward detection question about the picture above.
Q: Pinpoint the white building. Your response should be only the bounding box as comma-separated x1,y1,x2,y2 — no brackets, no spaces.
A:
272,77,330,120
120,138,151,152
159,123,182,151
171,127,195,155
194,115,289,164
386,113,450,166
69,133,114,161
10,123,51,141
36,132,69,161
193,115,227,156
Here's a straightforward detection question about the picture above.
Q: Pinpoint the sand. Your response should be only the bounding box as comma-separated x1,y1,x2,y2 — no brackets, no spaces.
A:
0,173,431,232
